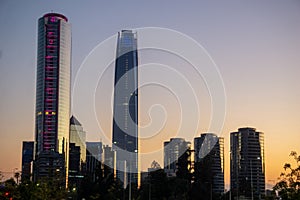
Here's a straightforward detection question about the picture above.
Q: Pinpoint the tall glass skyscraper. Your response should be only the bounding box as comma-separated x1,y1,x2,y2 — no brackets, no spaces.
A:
112,30,138,187
34,13,71,186
230,127,265,200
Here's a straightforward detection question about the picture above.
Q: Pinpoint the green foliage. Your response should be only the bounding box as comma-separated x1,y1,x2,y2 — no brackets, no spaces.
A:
78,163,125,199
273,151,300,200
0,177,67,200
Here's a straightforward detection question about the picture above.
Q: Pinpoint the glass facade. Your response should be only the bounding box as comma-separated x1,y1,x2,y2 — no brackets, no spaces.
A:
34,13,71,186
21,141,34,181
112,30,138,187
230,127,265,199
194,133,225,196
70,116,86,165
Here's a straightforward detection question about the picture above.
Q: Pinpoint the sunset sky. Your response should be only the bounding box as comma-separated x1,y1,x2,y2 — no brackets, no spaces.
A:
0,1,300,189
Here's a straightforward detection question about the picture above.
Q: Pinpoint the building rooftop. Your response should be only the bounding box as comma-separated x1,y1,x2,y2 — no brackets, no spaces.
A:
70,115,82,126
43,13,68,22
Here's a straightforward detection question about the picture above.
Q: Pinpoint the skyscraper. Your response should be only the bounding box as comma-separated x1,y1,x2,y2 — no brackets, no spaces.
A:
34,13,71,186
230,127,265,200
70,116,86,165
21,141,34,182
69,116,86,190
194,133,224,198
112,30,139,187
163,138,190,177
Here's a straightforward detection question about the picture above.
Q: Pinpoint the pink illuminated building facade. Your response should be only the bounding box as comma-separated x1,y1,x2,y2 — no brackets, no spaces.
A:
34,13,71,186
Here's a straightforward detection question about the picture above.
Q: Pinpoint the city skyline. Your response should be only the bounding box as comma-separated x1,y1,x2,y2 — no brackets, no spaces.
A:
0,1,300,190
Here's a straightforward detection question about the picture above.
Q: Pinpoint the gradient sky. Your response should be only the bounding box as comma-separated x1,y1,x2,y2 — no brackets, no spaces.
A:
0,1,300,189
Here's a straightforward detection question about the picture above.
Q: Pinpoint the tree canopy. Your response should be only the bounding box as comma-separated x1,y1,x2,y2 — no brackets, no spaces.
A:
273,151,300,200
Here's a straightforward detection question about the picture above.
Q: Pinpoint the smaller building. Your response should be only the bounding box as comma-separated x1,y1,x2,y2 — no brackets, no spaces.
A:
70,116,86,167
85,142,103,182
103,145,114,176
34,151,66,185
68,143,83,190
21,141,34,182
141,160,162,187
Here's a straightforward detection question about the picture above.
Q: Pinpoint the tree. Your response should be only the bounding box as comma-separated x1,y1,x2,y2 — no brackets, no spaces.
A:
78,162,124,199
273,151,300,200
148,169,170,200
0,178,21,199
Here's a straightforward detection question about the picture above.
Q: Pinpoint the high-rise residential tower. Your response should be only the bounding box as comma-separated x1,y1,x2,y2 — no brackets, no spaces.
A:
230,127,265,200
112,30,138,187
194,133,224,198
34,13,71,186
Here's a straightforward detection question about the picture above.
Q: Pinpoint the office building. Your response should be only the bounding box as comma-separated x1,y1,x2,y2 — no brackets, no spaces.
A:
33,13,71,186
163,138,190,177
230,127,265,200
68,143,83,189
112,30,138,187
21,141,34,181
194,133,224,198
86,142,102,181
103,145,114,167
70,116,86,166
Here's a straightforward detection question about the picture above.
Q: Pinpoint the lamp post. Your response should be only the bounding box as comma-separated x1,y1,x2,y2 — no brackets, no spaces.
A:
251,157,261,200
149,172,151,200
250,160,253,200
13,168,20,184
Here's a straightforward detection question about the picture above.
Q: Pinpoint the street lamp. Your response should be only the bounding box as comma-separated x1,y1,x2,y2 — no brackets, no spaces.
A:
250,157,261,200
13,168,20,184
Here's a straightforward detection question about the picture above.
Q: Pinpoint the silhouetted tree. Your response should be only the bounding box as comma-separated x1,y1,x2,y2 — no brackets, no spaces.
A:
141,169,170,200
168,177,190,200
79,161,124,199
191,156,215,200
0,178,20,199
273,151,300,200
176,148,192,181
